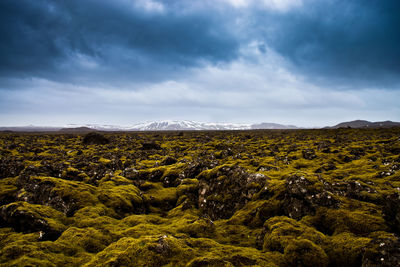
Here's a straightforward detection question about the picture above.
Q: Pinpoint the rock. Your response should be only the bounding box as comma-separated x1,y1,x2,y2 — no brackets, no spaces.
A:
282,174,339,220
160,156,177,166
382,192,400,234
315,162,337,173
327,181,378,203
149,235,171,255
0,158,24,179
284,239,329,267
0,202,66,241
16,175,98,216
184,160,217,179
362,237,400,267
349,147,365,158
197,165,268,220
302,149,317,160
82,132,110,145
140,142,161,150
0,178,18,205
256,165,279,172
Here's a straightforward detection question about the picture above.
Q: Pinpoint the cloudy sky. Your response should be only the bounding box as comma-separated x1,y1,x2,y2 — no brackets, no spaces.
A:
1,0,399,127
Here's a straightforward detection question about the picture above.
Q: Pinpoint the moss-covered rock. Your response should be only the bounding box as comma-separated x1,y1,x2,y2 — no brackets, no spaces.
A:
260,216,326,253
16,176,98,216
1,128,400,266
284,239,328,267
85,235,194,266
98,181,144,217
0,177,18,205
56,227,113,253
197,165,268,220
0,201,68,240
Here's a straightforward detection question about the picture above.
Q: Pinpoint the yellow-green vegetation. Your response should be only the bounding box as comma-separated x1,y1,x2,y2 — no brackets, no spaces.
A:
1,128,400,266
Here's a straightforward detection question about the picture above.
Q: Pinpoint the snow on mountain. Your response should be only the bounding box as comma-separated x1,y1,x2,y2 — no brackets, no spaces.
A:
66,120,298,131
127,121,250,131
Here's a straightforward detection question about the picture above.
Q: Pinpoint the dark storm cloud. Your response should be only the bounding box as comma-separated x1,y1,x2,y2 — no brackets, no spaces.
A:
0,0,239,84
255,0,400,87
1,0,400,89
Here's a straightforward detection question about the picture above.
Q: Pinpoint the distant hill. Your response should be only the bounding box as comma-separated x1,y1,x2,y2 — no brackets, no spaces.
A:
251,122,298,130
330,120,400,129
63,121,299,131
2,120,399,132
0,121,299,132
127,121,298,130
59,126,96,132
0,126,61,132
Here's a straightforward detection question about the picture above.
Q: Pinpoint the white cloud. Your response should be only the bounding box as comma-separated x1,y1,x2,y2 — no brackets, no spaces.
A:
1,42,399,127
223,0,302,11
124,0,165,12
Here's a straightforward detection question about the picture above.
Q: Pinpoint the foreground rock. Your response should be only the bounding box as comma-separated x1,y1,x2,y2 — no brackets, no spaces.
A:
82,132,110,145
197,165,268,220
0,201,67,240
282,174,339,220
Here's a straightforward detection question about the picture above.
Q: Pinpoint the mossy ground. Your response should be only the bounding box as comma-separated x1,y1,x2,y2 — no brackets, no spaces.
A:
0,128,400,266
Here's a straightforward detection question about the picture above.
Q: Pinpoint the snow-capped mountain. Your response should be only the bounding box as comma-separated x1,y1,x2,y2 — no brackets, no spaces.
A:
128,121,250,131
65,120,298,131
0,121,299,132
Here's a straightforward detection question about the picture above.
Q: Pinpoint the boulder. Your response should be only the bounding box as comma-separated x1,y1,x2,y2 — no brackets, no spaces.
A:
362,237,400,267
302,149,317,160
282,174,339,220
82,132,110,145
0,202,67,240
197,165,268,220
382,192,400,234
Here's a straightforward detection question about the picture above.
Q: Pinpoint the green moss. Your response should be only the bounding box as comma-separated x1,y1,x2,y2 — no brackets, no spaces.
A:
25,176,99,214
98,182,143,217
1,201,68,234
0,177,18,204
326,232,371,266
227,200,270,227
1,129,400,266
98,175,132,186
311,207,388,235
142,182,178,212
8,256,57,267
176,178,199,197
98,157,112,166
56,227,113,253
177,217,215,238
85,235,196,267
284,239,329,267
262,216,326,253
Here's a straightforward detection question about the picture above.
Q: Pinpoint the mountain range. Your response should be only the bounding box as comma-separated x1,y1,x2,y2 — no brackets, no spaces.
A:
0,120,399,132
327,120,400,129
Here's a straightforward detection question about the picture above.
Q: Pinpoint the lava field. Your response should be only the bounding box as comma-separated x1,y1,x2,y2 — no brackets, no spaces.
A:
0,129,400,266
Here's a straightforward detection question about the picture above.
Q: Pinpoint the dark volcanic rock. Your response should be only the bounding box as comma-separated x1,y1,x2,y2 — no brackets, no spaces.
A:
327,181,378,203
362,237,400,267
184,160,219,179
302,149,317,160
0,202,65,241
160,156,177,166
282,175,339,220
315,162,337,173
0,158,24,179
82,132,110,145
383,192,400,234
16,175,95,216
141,142,161,150
198,166,268,220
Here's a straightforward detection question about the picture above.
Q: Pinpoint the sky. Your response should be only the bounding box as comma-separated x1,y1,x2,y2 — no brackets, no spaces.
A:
1,0,400,127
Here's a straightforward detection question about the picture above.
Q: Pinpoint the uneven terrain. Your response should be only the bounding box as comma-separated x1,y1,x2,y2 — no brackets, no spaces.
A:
0,129,400,266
